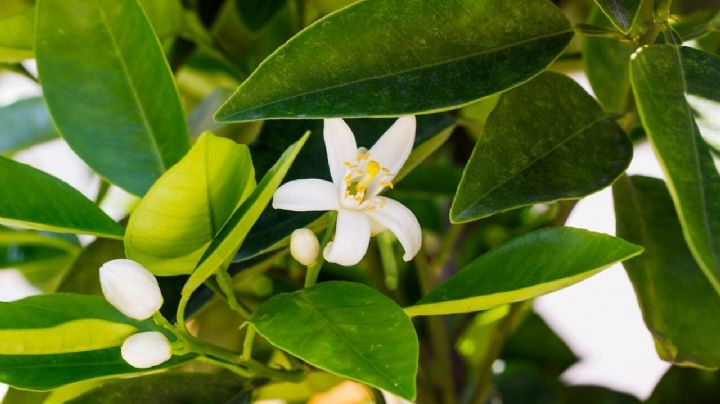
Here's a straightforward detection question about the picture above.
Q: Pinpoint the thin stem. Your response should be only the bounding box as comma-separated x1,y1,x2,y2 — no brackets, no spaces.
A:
197,356,254,378
377,232,399,290
242,325,256,362
215,269,251,319
152,312,177,333
304,211,337,288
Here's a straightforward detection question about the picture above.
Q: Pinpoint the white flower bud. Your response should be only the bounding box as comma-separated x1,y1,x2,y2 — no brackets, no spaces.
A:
290,228,319,266
99,259,163,320
121,331,172,369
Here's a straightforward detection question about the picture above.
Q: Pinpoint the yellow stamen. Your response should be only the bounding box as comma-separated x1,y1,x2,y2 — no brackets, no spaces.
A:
379,181,394,189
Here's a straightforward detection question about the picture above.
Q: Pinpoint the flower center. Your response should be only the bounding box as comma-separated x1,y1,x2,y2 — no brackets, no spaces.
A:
342,149,394,206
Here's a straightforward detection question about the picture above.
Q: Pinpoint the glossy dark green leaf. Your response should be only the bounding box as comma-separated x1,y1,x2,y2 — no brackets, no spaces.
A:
594,0,641,32
0,6,33,62
0,294,193,390
646,367,720,404
563,385,640,404
407,227,643,316
613,175,720,369
235,114,455,262
0,156,124,238
216,0,573,121
0,97,56,155
69,373,248,403
36,0,190,196
235,0,285,31
251,281,419,400
450,72,632,223
583,7,635,113
630,45,720,294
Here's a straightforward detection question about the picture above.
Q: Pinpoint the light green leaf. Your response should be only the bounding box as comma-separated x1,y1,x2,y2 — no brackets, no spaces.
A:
406,227,642,316
35,0,190,196
0,6,33,62
630,45,720,294
0,97,57,155
613,175,720,369
215,0,572,121
251,281,418,400
126,132,256,276
139,0,184,39
593,0,641,33
0,156,124,238
450,72,632,223
0,294,194,390
583,7,635,114
182,132,309,296
68,373,249,403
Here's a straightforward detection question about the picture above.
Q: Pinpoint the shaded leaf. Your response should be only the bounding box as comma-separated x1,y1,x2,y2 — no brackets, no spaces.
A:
36,0,190,195
450,72,632,223
251,281,418,400
0,97,56,155
613,175,720,369
630,45,720,294
58,237,125,295
216,0,572,121
594,0,641,32
0,156,124,238
407,227,642,316
69,373,248,404
235,0,286,31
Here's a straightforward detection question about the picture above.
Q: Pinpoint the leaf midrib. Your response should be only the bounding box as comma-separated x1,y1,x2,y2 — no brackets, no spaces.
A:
455,115,610,219
298,294,412,398
95,2,166,173
222,29,573,118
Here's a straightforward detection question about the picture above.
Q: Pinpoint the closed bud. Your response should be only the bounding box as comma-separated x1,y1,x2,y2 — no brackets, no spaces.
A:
121,331,172,369
290,228,319,266
99,259,163,320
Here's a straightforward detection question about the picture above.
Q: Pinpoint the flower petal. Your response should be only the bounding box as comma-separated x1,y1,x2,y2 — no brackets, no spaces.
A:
323,210,371,266
365,197,422,261
324,118,358,185
273,179,339,212
368,116,416,177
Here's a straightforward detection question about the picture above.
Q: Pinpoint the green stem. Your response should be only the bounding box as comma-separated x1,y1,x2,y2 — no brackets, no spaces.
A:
152,312,177,333
196,356,254,378
377,232,399,290
242,325,256,362
215,269,251,319
95,179,111,205
304,211,336,288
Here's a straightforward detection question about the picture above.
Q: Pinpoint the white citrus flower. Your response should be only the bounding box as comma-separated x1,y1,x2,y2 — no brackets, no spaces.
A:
121,331,172,369
290,228,320,266
99,259,163,320
273,117,422,266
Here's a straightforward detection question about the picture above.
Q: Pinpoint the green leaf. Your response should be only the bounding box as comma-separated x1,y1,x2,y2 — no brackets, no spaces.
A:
182,133,309,296
0,6,33,62
582,7,635,114
0,97,57,155
138,0,184,39
251,281,419,400
0,156,124,238
68,373,249,403
35,0,190,196
0,294,193,390
215,0,572,121
58,237,125,295
450,72,632,223
613,175,720,369
126,132,256,276
235,0,286,31
406,227,643,316
630,45,720,294
593,0,641,33
236,115,455,262
647,367,720,404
